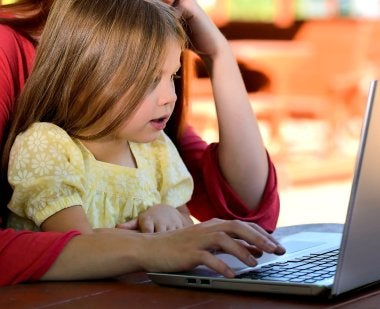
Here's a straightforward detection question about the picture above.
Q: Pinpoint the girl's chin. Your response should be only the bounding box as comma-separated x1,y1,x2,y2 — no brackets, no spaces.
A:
127,132,161,144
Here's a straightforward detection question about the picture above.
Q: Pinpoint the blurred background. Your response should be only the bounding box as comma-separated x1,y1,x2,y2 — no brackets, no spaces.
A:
2,0,380,227
186,0,380,227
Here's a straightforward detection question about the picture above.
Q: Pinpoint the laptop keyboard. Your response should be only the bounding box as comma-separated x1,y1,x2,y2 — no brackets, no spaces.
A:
236,248,339,284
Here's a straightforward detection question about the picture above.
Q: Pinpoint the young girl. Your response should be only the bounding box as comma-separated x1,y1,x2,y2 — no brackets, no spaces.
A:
0,1,286,285
3,0,195,233
1,0,280,234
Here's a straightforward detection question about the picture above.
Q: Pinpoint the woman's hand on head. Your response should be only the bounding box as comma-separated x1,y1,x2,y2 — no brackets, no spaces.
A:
116,204,193,233
138,218,286,277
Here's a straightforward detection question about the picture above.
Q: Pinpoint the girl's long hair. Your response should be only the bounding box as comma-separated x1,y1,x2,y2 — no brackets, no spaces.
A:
0,0,188,148
1,0,187,208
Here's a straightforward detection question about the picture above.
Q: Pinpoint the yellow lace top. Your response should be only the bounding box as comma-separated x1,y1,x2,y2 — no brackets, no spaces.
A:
7,122,193,231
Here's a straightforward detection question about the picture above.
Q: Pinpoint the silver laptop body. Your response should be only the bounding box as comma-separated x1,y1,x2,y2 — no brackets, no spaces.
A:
148,80,380,297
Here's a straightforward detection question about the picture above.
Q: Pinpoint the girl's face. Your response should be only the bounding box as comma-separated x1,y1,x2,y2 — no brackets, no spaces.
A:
114,39,182,143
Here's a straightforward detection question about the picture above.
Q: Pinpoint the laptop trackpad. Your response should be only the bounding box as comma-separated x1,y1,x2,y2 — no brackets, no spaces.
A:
215,232,341,272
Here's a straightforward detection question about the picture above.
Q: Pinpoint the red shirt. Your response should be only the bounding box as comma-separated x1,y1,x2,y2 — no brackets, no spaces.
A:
0,229,79,286
0,24,35,144
180,128,279,232
0,25,80,286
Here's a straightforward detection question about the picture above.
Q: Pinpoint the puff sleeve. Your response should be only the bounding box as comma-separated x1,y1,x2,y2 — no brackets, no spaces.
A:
7,123,86,228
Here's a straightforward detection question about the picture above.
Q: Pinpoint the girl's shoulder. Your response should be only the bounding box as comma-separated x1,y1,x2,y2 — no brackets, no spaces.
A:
22,121,68,135
14,122,76,150
9,122,85,171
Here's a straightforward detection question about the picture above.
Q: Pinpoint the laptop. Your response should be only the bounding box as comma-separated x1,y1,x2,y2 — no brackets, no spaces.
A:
148,80,380,297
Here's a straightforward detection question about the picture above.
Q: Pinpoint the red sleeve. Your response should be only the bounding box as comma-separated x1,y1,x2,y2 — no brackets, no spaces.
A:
0,228,80,286
0,24,35,144
178,126,279,232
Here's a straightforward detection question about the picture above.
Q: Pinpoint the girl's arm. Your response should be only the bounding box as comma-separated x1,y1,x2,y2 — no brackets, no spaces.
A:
171,0,269,210
41,206,95,234
179,126,280,232
116,204,193,233
42,203,193,234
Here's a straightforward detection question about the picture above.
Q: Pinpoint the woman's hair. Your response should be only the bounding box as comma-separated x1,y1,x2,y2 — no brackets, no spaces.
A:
0,0,53,43
1,0,187,198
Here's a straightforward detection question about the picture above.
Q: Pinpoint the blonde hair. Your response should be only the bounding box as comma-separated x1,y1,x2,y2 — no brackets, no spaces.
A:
1,0,186,215
8,0,186,138
1,0,187,205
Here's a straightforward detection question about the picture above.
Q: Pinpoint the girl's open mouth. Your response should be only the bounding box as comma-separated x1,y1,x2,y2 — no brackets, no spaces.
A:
150,116,169,130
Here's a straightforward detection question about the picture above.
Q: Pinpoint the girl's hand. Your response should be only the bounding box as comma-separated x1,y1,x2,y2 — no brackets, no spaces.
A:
164,1,270,211
117,204,193,233
164,0,227,58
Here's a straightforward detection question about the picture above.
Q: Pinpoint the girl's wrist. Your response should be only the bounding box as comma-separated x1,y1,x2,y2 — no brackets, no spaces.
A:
199,39,233,69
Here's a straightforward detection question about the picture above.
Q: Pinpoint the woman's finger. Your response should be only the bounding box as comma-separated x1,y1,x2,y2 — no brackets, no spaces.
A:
205,219,285,255
246,222,286,255
194,250,236,278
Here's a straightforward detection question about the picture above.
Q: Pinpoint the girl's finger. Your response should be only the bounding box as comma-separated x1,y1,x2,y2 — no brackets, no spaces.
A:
140,219,155,233
116,219,138,230
207,220,285,255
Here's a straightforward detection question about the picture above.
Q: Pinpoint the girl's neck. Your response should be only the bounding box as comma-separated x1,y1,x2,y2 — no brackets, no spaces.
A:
80,138,136,168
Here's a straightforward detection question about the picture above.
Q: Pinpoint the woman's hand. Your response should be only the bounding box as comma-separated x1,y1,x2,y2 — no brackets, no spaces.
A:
42,218,285,281
117,204,193,233
138,218,286,277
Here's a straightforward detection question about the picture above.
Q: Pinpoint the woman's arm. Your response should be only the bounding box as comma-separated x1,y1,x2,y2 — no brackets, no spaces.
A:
0,228,80,286
172,1,270,210
41,218,285,281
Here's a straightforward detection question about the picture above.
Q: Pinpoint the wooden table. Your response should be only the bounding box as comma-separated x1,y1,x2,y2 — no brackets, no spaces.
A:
3,224,380,309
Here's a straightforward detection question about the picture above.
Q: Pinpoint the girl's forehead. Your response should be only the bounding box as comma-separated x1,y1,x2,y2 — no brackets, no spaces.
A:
162,39,182,69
